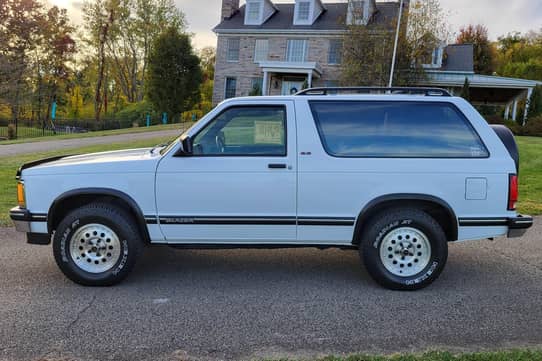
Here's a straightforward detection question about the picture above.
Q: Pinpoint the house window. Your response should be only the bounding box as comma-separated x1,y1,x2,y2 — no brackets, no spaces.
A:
286,39,308,62
297,1,310,21
246,1,261,23
226,38,240,62
254,39,268,62
328,39,343,64
347,0,366,25
224,77,237,99
251,77,263,95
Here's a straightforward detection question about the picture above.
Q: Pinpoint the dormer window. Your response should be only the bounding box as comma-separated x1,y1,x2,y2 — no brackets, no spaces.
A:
297,1,310,21
244,0,277,25
246,1,262,24
422,44,445,68
293,0,324,26
347,0,375,25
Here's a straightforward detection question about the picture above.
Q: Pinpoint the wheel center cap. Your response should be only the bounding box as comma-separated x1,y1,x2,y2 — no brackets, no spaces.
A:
402,249,410,256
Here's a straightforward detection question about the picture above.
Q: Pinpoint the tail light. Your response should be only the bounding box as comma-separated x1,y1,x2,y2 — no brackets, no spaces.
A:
508,174,518,211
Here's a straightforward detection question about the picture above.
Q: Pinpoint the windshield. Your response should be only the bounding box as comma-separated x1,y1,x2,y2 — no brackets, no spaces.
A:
157,116,205,155
158,127,191,155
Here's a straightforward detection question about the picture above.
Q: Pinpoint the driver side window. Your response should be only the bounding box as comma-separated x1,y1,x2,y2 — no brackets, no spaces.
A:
193,106,286,156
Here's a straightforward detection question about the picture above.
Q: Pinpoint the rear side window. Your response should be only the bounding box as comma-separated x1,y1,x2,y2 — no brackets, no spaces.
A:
309,101,489,158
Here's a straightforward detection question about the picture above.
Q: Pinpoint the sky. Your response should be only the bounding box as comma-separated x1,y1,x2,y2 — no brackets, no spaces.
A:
48,0,542,50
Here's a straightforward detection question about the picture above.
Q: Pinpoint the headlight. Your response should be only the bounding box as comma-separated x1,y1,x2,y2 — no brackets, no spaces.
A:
17,181,26,208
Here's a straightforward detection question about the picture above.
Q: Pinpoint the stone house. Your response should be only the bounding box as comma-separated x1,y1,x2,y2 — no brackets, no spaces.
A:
212,0,402,104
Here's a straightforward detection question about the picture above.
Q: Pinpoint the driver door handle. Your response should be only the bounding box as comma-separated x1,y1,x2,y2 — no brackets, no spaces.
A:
268,163,287,169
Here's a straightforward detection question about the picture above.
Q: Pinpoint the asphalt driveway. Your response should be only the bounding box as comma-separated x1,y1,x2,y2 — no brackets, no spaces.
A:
0,220,541,361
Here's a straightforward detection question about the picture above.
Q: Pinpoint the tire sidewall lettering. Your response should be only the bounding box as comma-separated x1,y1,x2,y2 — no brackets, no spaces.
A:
59,219,79,263
113,239,129,275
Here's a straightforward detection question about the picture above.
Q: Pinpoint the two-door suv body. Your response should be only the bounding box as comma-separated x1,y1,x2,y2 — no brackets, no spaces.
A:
10,87,533,290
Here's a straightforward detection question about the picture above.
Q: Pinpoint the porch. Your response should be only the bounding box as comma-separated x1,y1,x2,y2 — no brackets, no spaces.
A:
421,70,542,124
258,61,322,95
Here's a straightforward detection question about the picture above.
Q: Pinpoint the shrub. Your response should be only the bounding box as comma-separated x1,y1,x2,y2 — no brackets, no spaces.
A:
114,100,157,126
484,115,522,134
7,124,16,139
522,116,542,137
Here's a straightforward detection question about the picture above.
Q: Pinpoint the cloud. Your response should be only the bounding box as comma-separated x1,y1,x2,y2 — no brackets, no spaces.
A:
59,0,542,48
440,0,542,39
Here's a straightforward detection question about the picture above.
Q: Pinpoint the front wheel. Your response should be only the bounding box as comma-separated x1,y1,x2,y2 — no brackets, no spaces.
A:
360,208,448,290
53,202,142,286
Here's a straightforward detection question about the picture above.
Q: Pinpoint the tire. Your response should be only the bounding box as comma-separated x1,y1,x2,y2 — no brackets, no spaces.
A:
360,208,448,290
52,202,142,286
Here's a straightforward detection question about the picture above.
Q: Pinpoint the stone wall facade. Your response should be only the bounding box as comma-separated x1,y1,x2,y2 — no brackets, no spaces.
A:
212,34,344,105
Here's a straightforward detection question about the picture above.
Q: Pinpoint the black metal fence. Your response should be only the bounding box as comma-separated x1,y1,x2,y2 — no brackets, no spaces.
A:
0,117,148,141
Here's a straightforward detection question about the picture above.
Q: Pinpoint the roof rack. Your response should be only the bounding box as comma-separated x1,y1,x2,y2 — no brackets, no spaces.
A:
295,87,452,97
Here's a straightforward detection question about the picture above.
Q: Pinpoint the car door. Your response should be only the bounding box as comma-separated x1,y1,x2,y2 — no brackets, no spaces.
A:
155,100,297,244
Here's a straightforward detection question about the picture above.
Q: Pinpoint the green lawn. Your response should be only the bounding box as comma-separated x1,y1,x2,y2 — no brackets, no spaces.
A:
0,136,540,227
0,122,189,145
516,137,542,215
266,350,542,361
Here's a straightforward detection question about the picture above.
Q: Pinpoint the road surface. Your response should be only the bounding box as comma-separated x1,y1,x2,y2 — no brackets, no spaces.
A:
0,220,540,361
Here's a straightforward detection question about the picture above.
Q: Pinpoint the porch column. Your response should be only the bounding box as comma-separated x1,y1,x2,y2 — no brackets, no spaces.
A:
262,70,269,96
504,103,511,120
523,87,534,126
512,99,519,121
307,71,313,88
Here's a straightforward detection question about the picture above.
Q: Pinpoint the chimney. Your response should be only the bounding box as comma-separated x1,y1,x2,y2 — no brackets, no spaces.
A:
221,0,240,20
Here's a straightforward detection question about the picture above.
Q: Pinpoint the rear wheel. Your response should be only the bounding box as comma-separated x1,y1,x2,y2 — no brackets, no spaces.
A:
360,208,448,290
53,202,142,286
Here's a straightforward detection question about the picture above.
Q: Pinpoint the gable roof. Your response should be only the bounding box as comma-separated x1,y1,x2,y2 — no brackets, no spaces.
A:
213,1,401,33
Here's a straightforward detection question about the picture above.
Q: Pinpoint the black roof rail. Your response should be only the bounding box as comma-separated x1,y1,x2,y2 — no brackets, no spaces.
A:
295,87,452,97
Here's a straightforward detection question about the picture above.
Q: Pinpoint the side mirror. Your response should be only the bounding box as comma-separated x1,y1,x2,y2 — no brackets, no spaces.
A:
178,135,193,156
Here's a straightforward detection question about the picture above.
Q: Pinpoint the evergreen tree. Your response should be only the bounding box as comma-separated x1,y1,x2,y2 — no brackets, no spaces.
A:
146,27,202,121
527,85,542,121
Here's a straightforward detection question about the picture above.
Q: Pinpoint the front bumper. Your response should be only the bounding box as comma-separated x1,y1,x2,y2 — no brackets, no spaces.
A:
10,207,32,232
507,215,534,238
9,207,50,244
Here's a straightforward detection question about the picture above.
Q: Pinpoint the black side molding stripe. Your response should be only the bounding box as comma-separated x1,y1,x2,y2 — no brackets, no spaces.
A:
458,218,508,227
158,216,297,225
150,216,355,226
144,216,158,225
298,217,355,226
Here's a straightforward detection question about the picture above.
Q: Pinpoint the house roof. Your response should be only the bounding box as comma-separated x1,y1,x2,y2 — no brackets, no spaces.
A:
213,1,401,33
441,44,474,72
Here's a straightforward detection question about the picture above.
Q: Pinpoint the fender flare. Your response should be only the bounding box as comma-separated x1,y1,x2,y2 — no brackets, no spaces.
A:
353,193,458,243
47,188,151,243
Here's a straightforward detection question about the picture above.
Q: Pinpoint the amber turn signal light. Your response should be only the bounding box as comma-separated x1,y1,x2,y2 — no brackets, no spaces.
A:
17,181,26,208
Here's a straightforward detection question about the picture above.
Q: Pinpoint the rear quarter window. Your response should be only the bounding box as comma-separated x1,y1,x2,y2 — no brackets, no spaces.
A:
309,101,489,158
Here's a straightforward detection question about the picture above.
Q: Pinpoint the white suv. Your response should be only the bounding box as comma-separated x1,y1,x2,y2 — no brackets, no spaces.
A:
10,87,533,290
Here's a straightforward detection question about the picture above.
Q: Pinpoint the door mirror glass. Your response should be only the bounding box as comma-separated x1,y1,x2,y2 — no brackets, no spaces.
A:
178,135,193,155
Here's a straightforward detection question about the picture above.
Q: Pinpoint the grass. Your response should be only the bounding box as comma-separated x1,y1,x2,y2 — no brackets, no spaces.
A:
0,122,189,145
516,137,542,215
265,350,542,361
0,136,540,227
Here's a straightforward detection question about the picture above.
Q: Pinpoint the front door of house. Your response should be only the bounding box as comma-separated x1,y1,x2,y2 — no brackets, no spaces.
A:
281,77,305,95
